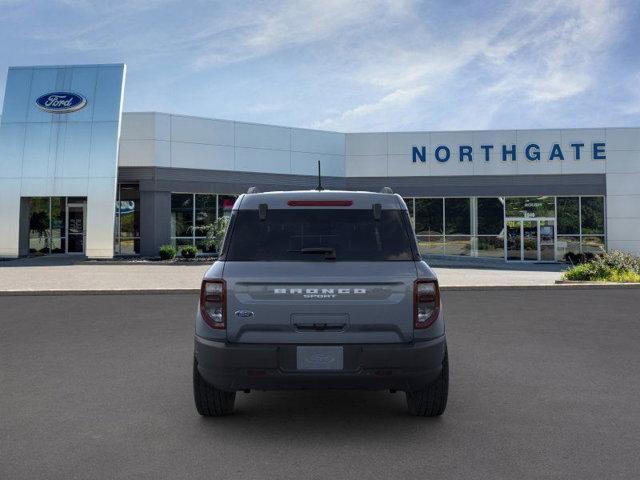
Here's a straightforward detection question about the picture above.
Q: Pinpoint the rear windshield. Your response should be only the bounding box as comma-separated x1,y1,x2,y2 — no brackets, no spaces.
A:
224,209,416,261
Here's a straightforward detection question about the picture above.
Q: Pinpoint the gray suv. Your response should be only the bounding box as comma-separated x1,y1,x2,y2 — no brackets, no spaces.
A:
193,189,448,416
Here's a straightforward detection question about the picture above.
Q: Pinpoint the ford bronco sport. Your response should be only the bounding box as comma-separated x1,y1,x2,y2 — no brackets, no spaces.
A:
193,189,448,416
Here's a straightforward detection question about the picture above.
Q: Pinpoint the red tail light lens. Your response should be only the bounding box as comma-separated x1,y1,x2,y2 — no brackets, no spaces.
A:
414,279,440,329
200,279,226,329
287,200,353,207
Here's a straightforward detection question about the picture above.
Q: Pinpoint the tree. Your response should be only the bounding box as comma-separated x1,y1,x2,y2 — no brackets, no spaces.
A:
192,216,230,253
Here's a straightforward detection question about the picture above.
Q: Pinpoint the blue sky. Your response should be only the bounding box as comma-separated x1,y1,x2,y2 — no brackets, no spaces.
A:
1,0,639,132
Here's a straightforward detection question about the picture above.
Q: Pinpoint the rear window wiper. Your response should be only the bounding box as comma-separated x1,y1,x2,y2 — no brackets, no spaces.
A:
300,247,336,260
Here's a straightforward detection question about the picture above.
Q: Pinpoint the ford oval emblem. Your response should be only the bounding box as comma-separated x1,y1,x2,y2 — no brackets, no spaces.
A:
235,310,254,318
35,92,87,114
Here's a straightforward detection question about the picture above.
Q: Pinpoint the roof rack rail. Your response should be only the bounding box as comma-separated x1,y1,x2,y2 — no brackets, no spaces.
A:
380,187,394,194
247,186,260,194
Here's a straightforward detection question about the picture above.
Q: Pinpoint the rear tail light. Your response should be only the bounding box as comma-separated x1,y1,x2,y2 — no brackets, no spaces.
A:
200,279,226,329
414,279,440,329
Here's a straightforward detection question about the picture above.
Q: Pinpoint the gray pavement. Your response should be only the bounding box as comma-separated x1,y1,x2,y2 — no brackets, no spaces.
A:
1,289,639,479
0,256,565,292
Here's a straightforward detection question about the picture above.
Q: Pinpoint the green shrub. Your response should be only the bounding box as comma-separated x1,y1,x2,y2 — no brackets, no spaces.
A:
159,245,177,260
180,245,198,259
594,250,640,273
563,263,595,281
563,250,640,282
608,270,640,283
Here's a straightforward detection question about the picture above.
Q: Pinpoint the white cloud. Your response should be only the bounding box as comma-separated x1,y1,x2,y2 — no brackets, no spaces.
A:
314,0,625,130
313,85,429,130
617,71,640,115
1,0,631,130
481,0,622,104
190,0,415,69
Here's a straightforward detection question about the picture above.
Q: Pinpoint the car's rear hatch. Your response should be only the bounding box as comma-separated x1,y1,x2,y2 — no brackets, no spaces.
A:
220,195,420,344
223,261,417,344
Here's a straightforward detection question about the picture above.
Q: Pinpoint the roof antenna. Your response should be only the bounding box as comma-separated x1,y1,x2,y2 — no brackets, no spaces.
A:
316,160,324,191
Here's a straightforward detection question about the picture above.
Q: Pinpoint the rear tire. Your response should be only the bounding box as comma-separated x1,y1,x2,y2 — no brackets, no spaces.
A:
193,358,236,416
405,346,449,417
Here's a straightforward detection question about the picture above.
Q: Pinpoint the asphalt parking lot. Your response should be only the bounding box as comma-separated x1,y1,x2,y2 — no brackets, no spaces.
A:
1,289,639,479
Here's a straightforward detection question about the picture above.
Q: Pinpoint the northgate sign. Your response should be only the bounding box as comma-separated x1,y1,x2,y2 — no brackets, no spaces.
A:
412,142,606,163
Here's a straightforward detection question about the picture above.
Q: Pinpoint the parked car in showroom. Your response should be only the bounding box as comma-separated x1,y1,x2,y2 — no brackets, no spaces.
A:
193,187,448,416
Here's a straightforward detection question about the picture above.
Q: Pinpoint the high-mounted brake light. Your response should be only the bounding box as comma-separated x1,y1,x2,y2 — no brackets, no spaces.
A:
287,200,353,207
414,279,440,329
200,279,226,329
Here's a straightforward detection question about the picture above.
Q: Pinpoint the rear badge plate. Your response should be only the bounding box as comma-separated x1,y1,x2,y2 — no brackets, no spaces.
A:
296,346,343,371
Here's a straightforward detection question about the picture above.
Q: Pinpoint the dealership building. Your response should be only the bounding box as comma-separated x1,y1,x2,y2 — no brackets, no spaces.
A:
1,63,639,262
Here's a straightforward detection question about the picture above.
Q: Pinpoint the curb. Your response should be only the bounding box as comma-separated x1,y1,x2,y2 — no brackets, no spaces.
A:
445,283,640,291
77,261,214,266
0,289,200,296
555,280,640,286
2,282,640,296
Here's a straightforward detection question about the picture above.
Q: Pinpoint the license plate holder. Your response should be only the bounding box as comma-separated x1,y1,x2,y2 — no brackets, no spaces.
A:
296,346,343,371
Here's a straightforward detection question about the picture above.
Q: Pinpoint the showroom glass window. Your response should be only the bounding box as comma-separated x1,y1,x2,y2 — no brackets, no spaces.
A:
50,198,65,253
414,198,444,255
27,196,84,255
171,193,193,239
195,194,217,252
444,198,471,256
580,197,605,254
369,195,604,261
218,195,237,218
412,197,471,256
114,184,140,255
477,198,505,258
170,193,238,252
402,197,415,228
505,196,555,218
28,197,55,254
557,197,580,258
556,196,606,256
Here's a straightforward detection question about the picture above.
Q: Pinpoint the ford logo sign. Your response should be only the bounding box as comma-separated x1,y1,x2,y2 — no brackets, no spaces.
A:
35,92,87,114
234,310,254,318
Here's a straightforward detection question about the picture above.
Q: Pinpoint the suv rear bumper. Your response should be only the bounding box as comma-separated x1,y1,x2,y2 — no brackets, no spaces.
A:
194,335,446,392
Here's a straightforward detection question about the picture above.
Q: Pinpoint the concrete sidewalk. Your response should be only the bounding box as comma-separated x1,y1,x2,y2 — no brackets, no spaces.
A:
0,256,566,293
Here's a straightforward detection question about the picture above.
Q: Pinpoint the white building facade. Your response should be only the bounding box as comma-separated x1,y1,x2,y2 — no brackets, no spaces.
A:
1,64,639,261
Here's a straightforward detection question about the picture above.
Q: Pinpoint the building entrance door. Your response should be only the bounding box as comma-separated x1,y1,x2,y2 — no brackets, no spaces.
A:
505,218,556,262
66,203,86,254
